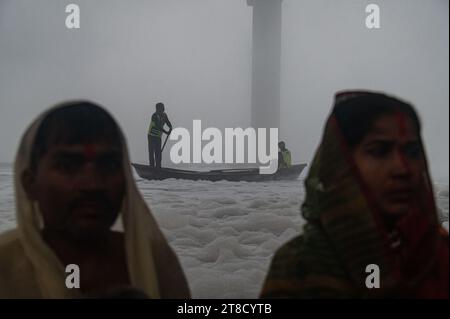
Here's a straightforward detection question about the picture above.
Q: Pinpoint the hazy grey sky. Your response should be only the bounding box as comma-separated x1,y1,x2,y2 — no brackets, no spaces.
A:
0,0,448,181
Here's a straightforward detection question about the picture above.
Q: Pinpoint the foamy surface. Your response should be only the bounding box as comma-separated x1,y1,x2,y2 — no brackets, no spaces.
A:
0,164,448,298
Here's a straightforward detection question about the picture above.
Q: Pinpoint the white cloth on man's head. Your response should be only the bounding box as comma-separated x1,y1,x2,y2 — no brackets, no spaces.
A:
0,101,187,298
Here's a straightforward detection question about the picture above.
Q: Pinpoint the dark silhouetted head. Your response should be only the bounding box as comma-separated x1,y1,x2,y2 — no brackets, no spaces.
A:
156,102,165,114
22,101,126,241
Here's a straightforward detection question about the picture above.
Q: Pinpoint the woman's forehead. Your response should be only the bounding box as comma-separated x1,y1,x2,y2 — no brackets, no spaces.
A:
365,114,419,140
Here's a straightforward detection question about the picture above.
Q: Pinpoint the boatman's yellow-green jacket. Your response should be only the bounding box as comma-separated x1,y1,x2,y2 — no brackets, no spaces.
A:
279,149,292,168
148,112,171,138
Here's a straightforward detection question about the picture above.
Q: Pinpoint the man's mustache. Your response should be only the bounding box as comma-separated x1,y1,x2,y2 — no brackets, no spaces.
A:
69,192,112,211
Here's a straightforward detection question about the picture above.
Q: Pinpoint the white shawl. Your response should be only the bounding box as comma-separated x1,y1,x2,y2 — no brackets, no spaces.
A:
0,102,186,298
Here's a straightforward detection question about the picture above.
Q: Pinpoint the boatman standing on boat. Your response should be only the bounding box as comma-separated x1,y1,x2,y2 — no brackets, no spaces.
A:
278,141,292,169
148,102,172,168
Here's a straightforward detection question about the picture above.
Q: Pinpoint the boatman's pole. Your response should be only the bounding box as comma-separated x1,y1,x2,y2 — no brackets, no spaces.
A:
161,130,171,153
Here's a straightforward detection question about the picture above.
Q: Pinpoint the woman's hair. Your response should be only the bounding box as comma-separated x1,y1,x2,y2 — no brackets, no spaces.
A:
332,91,421,147
29,101,121,172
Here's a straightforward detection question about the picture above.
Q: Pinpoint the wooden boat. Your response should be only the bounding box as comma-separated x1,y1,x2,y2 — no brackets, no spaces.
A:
131,163,307,182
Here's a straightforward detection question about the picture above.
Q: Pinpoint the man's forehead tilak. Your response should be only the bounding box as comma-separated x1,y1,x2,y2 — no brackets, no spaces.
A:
83,143,97,161
50,142,122,160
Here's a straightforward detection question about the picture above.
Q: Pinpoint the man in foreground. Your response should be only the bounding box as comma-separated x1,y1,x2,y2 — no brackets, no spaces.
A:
0,101,190,298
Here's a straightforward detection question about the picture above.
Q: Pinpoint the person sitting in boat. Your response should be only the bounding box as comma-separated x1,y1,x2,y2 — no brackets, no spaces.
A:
148,102,172,168
261,91,448,298
278,141,292,169
0,101,190,298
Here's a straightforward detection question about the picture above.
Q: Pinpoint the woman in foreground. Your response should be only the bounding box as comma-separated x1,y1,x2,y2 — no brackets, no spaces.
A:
261,91,448,299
